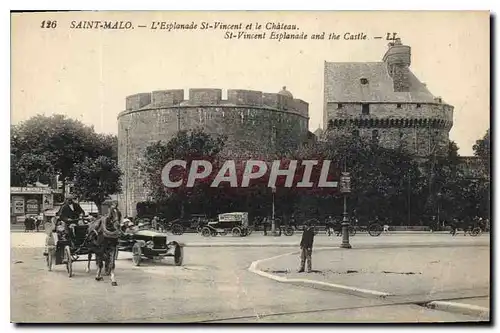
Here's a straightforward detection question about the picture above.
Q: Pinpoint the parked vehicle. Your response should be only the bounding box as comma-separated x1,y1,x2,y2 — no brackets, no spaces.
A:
169,214,210,235
200,212,252,237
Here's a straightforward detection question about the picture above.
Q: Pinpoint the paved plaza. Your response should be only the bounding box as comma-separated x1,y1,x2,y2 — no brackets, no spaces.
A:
11,232,490,323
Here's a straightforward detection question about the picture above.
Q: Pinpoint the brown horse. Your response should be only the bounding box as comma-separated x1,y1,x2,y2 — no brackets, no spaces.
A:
85,214,121,286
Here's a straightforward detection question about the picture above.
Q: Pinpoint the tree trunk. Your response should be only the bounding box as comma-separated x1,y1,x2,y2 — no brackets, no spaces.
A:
62,178,66,201
95,200,103,215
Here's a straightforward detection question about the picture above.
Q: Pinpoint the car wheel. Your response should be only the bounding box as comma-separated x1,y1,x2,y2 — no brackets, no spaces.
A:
284,227,294,236
172,224,184,235
132,243,142,266
232,227,241,237
173,244,183,266
201,227,211,237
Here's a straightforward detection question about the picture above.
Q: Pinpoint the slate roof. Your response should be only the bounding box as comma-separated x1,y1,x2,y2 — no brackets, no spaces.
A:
324,62,437,103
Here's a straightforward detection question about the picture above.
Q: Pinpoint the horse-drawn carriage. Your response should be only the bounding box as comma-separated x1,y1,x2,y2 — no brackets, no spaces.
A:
44,217,95,277
117,228,184,266
200,212,253,237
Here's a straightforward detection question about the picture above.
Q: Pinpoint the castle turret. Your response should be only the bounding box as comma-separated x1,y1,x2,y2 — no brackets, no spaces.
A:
382,38,411,92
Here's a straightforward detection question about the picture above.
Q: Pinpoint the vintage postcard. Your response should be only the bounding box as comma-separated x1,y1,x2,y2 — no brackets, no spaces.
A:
10,11,490,323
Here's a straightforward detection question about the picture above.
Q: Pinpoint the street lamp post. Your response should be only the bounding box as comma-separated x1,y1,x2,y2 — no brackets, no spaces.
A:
437,192,442,229
271,186,276,236
340,170,352,249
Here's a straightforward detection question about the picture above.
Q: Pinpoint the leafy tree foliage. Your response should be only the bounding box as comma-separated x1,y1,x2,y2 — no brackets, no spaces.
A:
473,128,490,178
11,115,118,191
140,128,226,217
72,156,122,213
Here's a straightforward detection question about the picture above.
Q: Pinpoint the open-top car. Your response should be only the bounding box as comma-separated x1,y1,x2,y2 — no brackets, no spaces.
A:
118,228,184,266
168,214,210,235
200,212,253,237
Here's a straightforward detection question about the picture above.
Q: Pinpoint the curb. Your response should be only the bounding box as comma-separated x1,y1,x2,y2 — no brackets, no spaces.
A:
248,249,391,299
183,242,488,248
424,301,490,319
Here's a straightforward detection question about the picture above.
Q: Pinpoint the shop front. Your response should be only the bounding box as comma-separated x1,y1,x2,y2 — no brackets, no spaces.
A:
10,187,57,224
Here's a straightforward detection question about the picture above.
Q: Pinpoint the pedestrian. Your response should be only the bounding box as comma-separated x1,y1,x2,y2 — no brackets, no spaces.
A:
276,217,282,236
152,216,159,231
298,221,315,273
450,218,458,236
326,216,334,236
263,217,268,236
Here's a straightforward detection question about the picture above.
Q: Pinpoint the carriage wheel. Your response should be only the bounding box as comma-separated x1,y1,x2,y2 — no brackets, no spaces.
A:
368,224,383,237
284,227,294,236
232,227,242,237
220,229,228,236
132,243,142,266
470,227,481,237
64,245,73,277
201,227,212,237
172,224,184,235
174,244,183,266
247,227,253,236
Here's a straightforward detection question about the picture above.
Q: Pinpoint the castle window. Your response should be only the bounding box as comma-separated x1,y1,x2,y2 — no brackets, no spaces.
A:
352,129,359,137
416,104,421,108
397,103,402,108
372,129,379,142
362,103,370,115
337,103,343,109
360,78,369,85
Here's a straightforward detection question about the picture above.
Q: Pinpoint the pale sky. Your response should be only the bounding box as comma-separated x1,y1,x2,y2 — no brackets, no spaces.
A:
11,11,489,155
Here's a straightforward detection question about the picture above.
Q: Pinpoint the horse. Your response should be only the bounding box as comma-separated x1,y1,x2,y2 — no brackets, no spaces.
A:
85,213,121,286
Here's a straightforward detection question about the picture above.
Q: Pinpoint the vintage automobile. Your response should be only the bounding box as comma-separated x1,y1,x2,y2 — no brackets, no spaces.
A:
168,214,210,235
200,212,253,237
117,228,184,266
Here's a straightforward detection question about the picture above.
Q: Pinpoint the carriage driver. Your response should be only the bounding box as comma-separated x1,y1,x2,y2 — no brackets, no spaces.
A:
58,195,86,235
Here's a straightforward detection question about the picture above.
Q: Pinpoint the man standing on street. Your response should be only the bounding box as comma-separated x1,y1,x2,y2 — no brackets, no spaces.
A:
298,221,315,273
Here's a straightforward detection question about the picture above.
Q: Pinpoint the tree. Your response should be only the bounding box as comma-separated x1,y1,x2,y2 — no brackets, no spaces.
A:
11,153,53,186
140,128,226,217
11,114,117,192
473,128,490,178
72,156,122,213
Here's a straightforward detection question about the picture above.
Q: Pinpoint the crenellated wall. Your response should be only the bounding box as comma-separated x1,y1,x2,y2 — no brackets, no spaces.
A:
325,101,453,157
117,88,310,216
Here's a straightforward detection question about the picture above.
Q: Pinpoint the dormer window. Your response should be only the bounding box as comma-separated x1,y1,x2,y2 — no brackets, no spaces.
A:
337,103,343,109
416,104,422,108
397,103,402,109
360,78,369,85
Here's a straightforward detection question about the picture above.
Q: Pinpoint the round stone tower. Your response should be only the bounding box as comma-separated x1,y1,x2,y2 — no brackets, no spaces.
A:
117,88,309,217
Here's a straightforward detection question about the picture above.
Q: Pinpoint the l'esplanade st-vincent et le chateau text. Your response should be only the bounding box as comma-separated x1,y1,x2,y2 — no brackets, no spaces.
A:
68,20,368,40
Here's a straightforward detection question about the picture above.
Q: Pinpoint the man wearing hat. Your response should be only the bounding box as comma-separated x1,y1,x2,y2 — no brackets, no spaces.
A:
58,194,85,226
298,220,315,273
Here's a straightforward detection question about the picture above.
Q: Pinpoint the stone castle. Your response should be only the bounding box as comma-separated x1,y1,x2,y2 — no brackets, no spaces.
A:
321,38,454,157
117,88,310,216
118,39,455,216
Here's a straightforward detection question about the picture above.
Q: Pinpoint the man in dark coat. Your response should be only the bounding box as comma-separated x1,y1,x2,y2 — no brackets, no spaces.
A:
299,221,315,273
58,195,85,224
